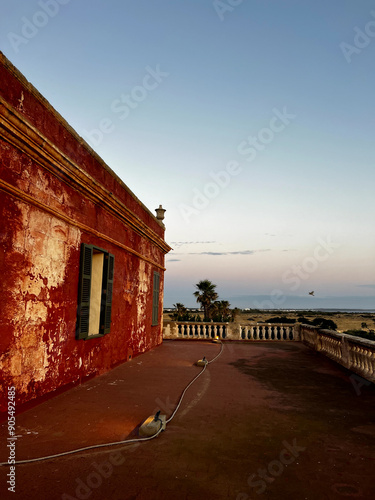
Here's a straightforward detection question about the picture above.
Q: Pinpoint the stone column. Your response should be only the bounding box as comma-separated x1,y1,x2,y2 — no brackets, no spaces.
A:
294,323,301,341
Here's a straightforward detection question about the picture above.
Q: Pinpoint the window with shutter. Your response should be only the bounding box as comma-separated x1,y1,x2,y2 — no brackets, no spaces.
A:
76,244,93,339
102,253,115,335
152,271,160,326
76,243,115,339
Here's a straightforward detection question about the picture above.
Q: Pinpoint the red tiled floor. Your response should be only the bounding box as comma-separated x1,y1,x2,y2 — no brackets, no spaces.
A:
1,340,375,499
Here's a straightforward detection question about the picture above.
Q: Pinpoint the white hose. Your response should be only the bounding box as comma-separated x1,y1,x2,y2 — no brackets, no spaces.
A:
0,427,164,466
0,340,223,466
166,340,223,423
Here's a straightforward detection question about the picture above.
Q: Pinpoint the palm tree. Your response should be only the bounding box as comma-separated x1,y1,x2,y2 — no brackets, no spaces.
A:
230,307,240,322
211,300,232,322
172,303,188,321
193,280,218,321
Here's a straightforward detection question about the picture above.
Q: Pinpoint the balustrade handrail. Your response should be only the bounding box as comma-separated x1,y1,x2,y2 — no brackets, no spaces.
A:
162,320,375,384
165,320,229,325
164,320,375,346
299,324,375,383
163,320,298,342
301,324,375,349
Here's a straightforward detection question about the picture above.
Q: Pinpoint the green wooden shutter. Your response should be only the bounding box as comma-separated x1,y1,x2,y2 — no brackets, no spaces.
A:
101,253,115,334
152,272,160,326
76,244,93,339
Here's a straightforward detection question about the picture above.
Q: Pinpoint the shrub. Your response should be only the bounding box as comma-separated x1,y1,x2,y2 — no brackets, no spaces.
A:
264,316,296,324
311,317,337,330
299,317,337,331
344,330,375,341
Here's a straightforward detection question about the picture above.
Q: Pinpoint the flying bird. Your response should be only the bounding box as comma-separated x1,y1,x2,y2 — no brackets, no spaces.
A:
309,291,315,296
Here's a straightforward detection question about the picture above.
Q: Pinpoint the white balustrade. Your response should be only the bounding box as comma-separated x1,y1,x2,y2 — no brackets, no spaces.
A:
300,326,375,384
163,321,229,340
239,324,296,341
163,322,296,341
163,320,375,383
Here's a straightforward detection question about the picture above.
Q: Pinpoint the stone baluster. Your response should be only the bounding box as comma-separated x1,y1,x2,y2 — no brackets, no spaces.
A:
365,350,371,375
254,326,259,340
218,324,223,338
204,325,210,338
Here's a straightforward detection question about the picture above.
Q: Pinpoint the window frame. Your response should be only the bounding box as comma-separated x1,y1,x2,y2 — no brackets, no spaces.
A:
76,243,115,340
152,271,160,326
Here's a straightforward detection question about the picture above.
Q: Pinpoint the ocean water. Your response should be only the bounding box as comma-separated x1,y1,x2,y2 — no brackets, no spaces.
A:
164,292,375,312
257,308,375,314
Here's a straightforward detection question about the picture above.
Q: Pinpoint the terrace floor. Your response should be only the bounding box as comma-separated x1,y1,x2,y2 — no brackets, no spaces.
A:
1,341,375,500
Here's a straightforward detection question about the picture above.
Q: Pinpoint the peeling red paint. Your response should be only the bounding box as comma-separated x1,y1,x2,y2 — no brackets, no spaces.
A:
0,52,170,414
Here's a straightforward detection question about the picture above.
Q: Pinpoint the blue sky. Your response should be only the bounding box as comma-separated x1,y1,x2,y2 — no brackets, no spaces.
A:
2,0,374,309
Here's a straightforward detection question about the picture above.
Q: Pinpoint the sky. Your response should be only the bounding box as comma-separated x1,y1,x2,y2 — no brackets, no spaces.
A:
1,0,374,309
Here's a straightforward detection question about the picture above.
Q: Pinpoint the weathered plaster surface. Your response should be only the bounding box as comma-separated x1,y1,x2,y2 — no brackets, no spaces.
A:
0,201,80,401
0,52,168,413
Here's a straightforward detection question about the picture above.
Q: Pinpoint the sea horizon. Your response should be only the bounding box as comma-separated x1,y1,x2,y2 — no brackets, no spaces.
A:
163,293,375,312
164,307,375,314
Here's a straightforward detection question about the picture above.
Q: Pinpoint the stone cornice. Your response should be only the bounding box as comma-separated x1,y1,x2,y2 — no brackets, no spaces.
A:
0,177,166,271
0,95,172,256
0,52,166,230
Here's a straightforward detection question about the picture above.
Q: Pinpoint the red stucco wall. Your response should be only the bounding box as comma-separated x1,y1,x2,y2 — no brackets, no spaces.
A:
0,53,169,414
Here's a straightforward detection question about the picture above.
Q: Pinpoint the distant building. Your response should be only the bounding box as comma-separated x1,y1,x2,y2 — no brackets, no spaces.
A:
0,52,171,413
